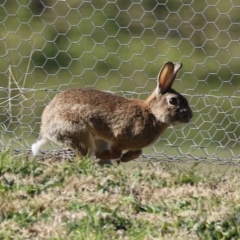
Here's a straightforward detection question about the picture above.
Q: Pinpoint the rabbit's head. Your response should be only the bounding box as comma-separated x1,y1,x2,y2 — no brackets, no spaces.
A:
146,62,193,125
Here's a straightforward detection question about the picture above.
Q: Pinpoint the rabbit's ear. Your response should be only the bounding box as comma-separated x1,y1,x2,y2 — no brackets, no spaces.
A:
158,62,182,94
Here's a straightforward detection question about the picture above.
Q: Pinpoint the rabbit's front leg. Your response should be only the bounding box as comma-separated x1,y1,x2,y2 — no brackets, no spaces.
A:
95,139,113,166
119,149,142,163
95,145,122,160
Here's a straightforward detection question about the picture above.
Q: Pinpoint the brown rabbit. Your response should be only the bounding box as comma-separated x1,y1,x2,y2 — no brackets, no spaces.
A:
32,62,193,165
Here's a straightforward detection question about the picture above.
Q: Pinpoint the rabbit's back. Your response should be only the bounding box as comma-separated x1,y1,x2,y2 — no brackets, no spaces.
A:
43,88,145,121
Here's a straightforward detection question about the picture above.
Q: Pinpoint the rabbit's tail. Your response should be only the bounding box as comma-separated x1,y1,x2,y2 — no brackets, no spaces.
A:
32,136,48,156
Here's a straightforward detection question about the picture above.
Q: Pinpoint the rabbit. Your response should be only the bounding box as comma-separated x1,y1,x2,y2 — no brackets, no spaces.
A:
32,61,193,165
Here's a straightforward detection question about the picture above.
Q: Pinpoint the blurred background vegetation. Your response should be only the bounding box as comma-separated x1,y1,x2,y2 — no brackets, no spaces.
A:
0,0,240,163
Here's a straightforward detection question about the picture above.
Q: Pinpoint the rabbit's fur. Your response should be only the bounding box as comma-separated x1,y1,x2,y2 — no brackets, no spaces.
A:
32,62,193,164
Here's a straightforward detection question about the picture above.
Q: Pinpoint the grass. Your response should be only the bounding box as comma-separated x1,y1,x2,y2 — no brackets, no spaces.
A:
0,150,240,239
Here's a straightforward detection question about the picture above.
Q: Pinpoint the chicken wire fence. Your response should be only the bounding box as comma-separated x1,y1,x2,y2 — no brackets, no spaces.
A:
0,0,240,165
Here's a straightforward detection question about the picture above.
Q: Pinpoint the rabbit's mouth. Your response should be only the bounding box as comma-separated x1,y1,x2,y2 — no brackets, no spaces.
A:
178,112,193,124
171,110,193,125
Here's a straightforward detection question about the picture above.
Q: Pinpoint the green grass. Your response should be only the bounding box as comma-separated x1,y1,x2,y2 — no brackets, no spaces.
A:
0,150,240,239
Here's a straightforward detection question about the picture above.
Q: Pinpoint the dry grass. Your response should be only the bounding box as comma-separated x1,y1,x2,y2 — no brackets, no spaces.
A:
0,150,240,239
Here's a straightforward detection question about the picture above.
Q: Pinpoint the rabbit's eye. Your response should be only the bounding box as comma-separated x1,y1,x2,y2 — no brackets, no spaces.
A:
169,97,177,105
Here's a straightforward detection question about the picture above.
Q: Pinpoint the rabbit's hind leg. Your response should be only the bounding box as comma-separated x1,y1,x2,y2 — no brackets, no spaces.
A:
67,133,95,159
43,130,95,159
95,144,122,161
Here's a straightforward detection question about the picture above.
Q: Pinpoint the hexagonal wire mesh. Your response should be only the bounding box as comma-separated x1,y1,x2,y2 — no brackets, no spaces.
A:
0,0,240,164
